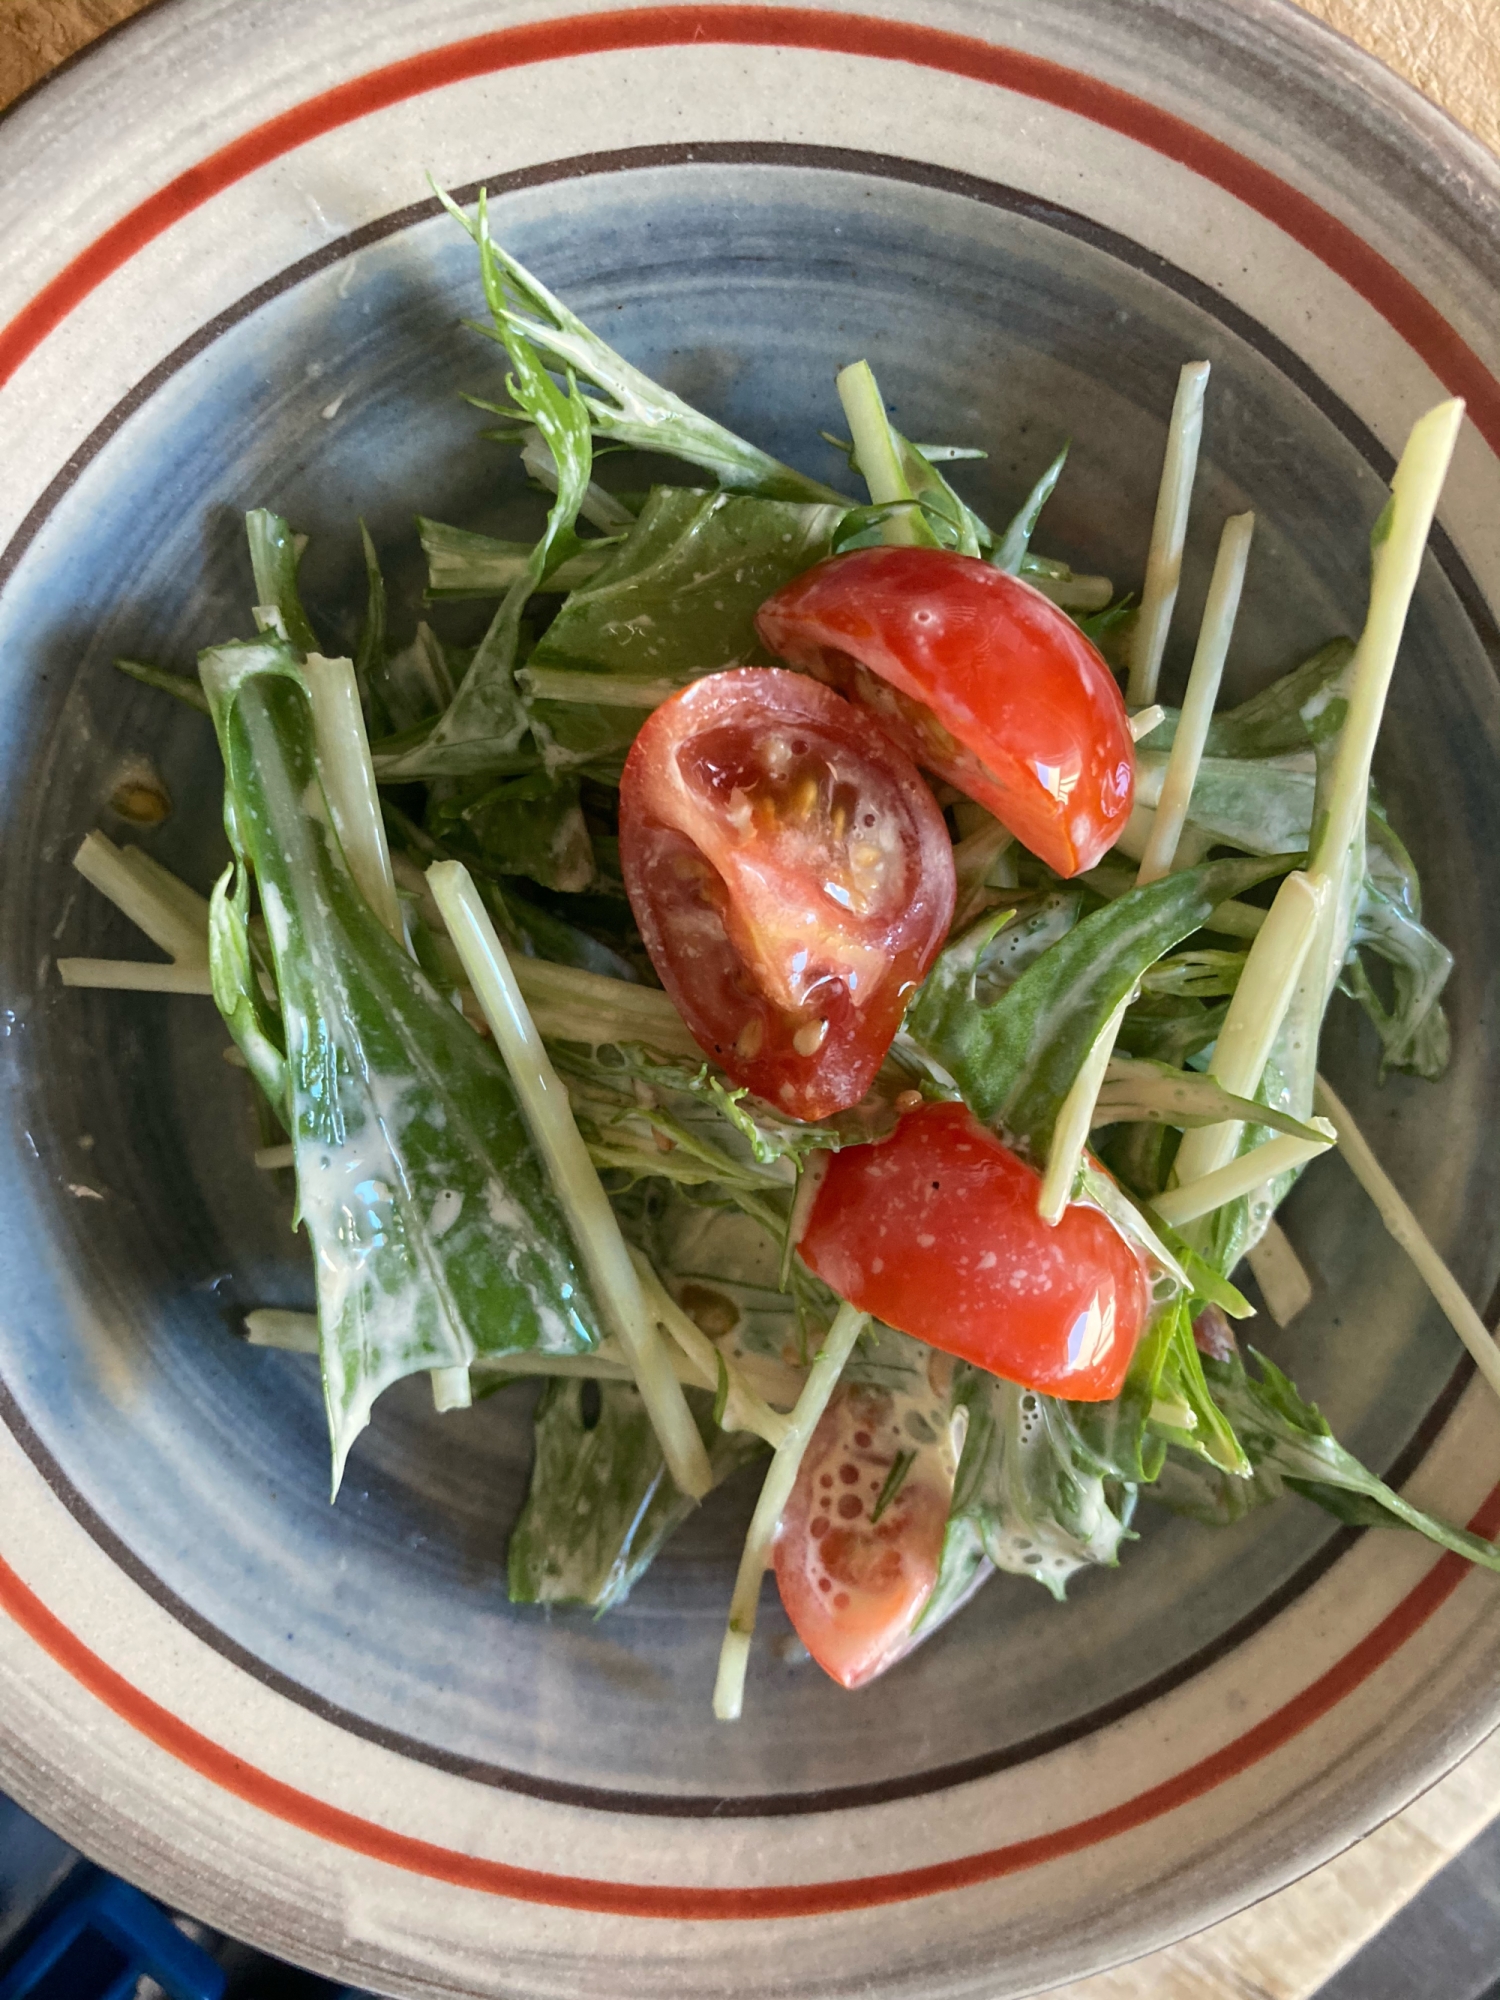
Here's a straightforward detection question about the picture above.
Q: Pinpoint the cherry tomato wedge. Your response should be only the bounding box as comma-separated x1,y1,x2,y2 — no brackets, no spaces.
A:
799,1100,1152,1400
618,668,955,1120
774,1380,953,1689
756,546,1134,877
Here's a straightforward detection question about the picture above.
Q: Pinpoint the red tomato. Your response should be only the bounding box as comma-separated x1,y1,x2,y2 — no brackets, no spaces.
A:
618,668,955,1120
774,1380,952,1689
755,546,1134,877
799,1101,1151,1400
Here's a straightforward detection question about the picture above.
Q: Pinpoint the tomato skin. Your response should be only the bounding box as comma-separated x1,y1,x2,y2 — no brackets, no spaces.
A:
755,547,1134,878
618,668,955,1120
774,1381,951,1689
799,1101,1151,1400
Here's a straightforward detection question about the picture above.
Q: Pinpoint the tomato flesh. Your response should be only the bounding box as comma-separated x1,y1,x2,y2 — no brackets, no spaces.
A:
774,1380,952,1689
799,1101,1152,1400
756,547,1134,877
618,668,955,1120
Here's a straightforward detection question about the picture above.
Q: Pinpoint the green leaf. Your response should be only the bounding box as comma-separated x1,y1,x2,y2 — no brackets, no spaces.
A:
418,517,618,599
934,1366,1137,1605
1116,993,1230,1069
1132,750,1314,857
365,624,461,740
383,797,637,982
353,522,390,736
1092,1055,1331,1143
458,770,595,894
200,636,602,1488
1068,1311,1173,1485
1141,638,1354,758
437,183,846,503
377,204,596,779
524,486,845,770
507,1379,764,1609
1346,879,1452,1080
1146,1300,1250,1475
1074,1161,1192,1294
246,510,321,655
1155,1350,1500,1573
870,1447,917,1524
1145,1215,1254,1318
907,856,1290,1159
993,442,1068,574
1077,596,1136,646
893,436,989,556
1137,950,1246,1000
114,657,211,714
207,857,287,1117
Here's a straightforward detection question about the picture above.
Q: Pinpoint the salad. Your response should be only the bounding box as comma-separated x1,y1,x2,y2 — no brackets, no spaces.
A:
60,186,1500,1719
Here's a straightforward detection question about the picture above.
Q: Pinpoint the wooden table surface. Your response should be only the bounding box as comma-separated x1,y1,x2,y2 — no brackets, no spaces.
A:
2,2,1497,1995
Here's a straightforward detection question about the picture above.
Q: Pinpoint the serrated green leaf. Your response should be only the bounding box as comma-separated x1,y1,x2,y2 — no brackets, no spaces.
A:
907,856,1291,1159
993,442,1068,574
1155,1349,1500,1572
201,636,602,1488
937,1366,1136,1604
508,1379,764,1609
525,486,845,769
458,770,595,894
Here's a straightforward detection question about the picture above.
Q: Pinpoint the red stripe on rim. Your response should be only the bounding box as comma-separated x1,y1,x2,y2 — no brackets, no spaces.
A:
3,1474,1498,1914
0,7,1497,447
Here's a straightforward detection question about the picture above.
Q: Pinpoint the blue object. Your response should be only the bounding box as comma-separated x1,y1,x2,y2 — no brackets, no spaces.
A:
0,1865,225,2000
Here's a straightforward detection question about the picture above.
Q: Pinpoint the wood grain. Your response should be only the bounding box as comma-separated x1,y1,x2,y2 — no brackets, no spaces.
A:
0,0,150,112
1299,0,1500,157
0,1,1495,1996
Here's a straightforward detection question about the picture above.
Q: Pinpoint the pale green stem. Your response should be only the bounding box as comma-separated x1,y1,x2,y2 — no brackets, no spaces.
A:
1031,573,1113,612
508,957,703,1060
427,860,713,1498
1152,1125,1334,1227
1128,705,1166,743
474,1345,701,1384
429,1366,473,1413
519,668,693,709
1126,360,1211,706
1315,1075,1500,1404
1135,512,1254,885
1205,900,1266,939
1245,1217,1313,1327
244,1310,320,1352
521,426,635,535
1039,995,1131,1225
72,831,209,964
304,654,404,945
837,361,923,546
57,958,214,994
1170,870,1326,1187
713,1298,868,1721
1307,401,1464,889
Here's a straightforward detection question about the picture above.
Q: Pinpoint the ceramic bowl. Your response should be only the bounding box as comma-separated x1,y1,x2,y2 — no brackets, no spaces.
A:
2,2,1499,1994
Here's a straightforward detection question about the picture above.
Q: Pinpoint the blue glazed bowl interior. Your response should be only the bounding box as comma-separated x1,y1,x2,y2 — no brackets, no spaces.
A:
1,155,1497,1812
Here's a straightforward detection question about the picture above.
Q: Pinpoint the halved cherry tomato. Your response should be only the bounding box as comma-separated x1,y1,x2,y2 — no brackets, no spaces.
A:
618,668,955,1120
755,546,1134,877
774,1379,953,1689
799,1100,1151,1400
